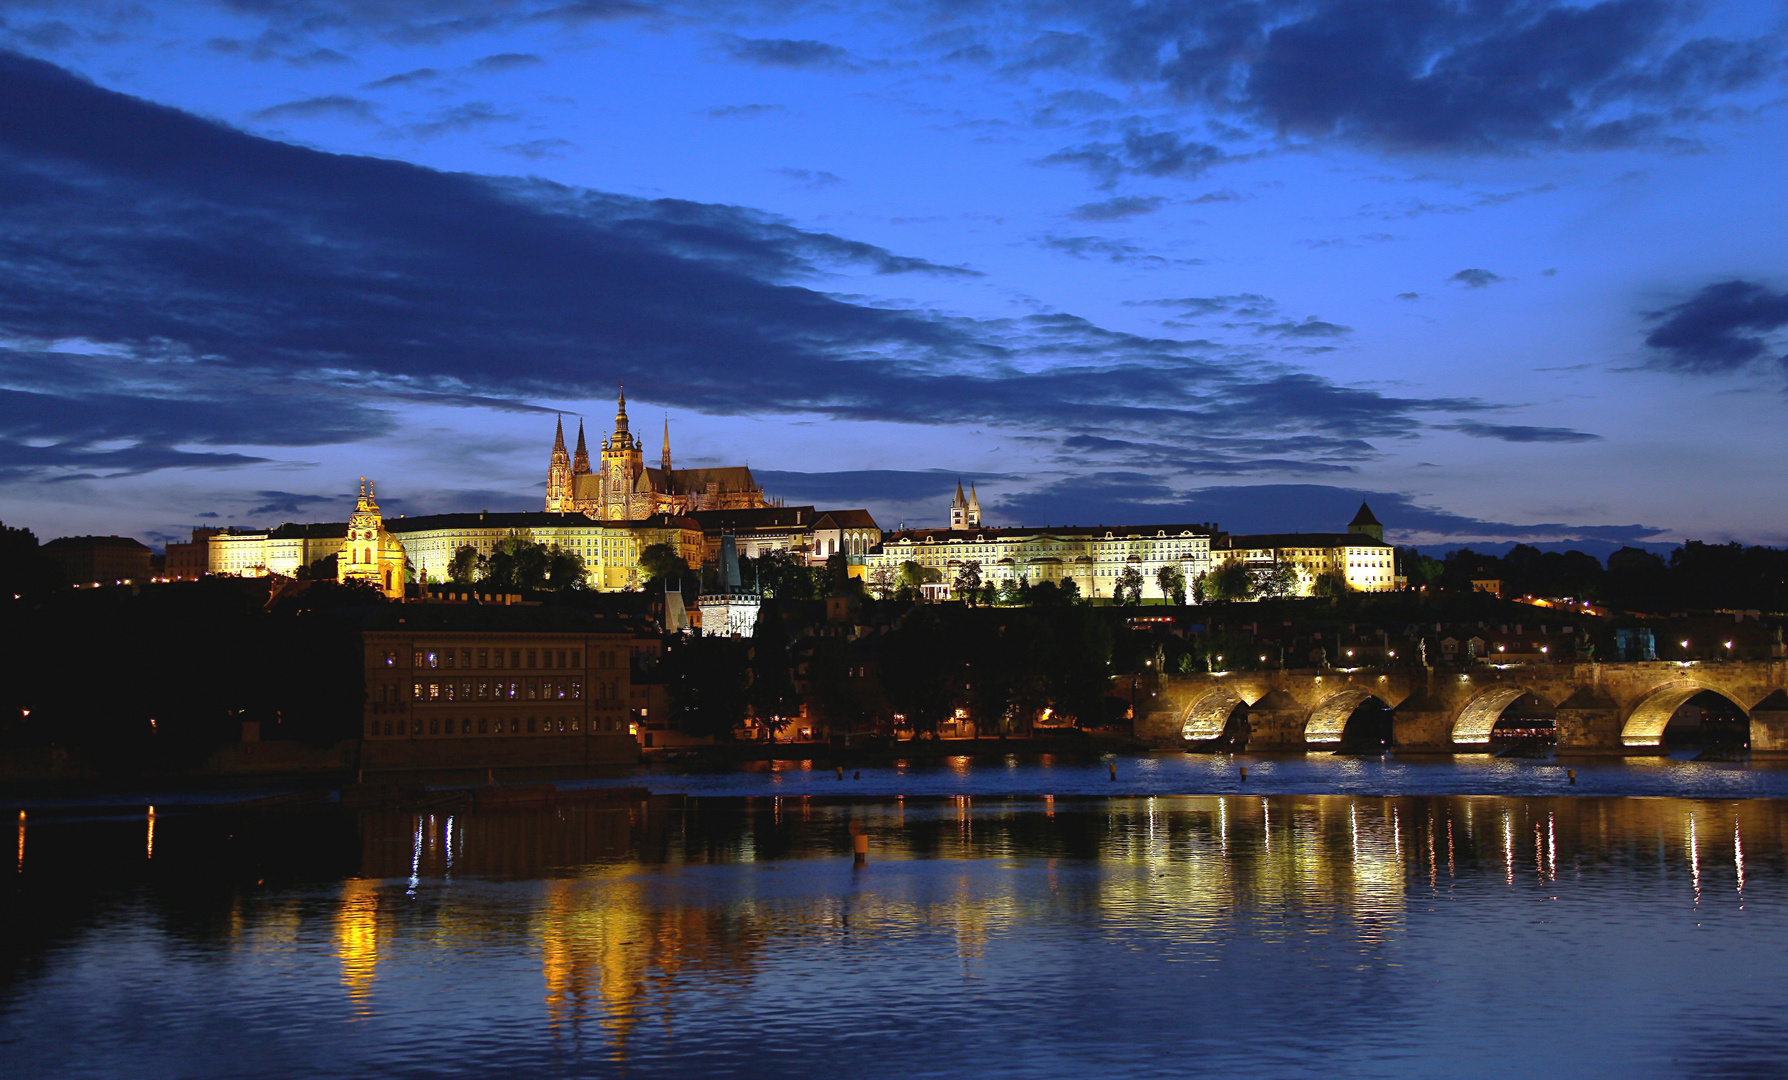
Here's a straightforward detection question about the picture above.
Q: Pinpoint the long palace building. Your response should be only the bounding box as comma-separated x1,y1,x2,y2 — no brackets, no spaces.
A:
859,485,1396,601
176,398,1397,601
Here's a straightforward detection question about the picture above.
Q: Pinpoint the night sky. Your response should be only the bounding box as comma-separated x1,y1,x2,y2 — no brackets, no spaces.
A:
1,1,1785,554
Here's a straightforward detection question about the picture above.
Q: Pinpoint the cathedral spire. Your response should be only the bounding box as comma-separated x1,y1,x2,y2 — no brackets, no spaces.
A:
950,479,968,529
661,415,672,473
552,414,566,453
613,385,630,440
573,418,590,474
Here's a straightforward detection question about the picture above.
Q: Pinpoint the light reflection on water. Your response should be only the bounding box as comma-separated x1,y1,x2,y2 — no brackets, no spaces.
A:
4,795,1788,1079
584,751,1788,800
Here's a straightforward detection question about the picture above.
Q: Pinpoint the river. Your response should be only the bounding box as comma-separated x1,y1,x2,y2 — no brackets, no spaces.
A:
5,758,1787,1078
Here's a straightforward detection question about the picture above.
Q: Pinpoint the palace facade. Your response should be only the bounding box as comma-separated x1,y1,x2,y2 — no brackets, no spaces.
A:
546,389,771,520
862,491,1396,600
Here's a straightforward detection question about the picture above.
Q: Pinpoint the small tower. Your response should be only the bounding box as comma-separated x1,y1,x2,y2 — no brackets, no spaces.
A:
599,386,645,520
967,482,981,527
338,478,405,598
1349,501,1384,543
545,415,573,512
572,419,591,475
949,480,969,530
661,415,672,473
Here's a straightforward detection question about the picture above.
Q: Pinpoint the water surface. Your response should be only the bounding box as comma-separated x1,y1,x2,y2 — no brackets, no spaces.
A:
4,793,1785,1079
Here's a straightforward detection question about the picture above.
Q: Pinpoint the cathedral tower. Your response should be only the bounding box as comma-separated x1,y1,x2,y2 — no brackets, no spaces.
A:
967,482,981,527
573,419,591,475
950,480,969,530
599,386,644,520
545,415,573,512
661,416,672,473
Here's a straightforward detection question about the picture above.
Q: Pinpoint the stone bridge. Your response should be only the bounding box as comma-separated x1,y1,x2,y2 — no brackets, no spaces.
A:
1138,661,1788,754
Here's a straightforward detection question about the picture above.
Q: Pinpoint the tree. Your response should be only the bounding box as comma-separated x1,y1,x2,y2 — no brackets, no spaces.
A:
447,544,481,584
0,523,65,598
295,553,338,581
1254,562,1300,599
868,565,895,599
747,599,799,736
1206,561,1252,602
998,577,1026,606
881,609,958,735
1156,564,1187,606
638,543,689,588
954,560,983,603
1114,565,1144,605
542,545,589,591
1313,568,1349,598
662,636,750,741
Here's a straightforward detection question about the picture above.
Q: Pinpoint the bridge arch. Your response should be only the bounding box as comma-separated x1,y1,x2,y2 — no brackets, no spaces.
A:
1305,688,1391,745
1621,682,1749,748
1180,686,1247,741
1452,687,1537,745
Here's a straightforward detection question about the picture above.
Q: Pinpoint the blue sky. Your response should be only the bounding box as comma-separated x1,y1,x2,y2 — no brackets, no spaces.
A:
1,0,1785,553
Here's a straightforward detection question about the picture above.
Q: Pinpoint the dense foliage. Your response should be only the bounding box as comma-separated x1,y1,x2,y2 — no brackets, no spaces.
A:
0,577,376,774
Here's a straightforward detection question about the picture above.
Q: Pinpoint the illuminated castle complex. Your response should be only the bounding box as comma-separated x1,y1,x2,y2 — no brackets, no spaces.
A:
545,388,771,520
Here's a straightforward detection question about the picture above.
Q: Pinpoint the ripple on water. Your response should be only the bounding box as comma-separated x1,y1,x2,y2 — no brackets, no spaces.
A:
3,794,1785,1080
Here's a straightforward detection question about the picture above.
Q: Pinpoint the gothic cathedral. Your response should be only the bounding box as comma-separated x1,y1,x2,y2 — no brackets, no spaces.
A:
545,388,773,520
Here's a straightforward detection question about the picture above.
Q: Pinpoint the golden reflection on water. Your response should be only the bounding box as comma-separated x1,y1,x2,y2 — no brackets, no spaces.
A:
336,879,380,1017
320,794,1788,1058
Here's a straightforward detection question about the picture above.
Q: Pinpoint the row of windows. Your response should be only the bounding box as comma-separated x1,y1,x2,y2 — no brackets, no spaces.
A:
405,679,588,702
368,715,618,737
387,647,595,671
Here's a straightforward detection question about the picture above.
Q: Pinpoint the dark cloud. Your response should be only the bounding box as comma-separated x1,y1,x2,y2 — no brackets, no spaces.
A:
989,479,1666,546
1038,235,1182,266
0,51,1496,485
774,167,844,189
471,52,544,72
1438,421,1602,443
724,37,855,70
1643,280,1788,374
407,101,517,137
500,137,576,158
703,103,785,119
247,491,344,517
1448,268,1504,288
1262,317,1351,339
998,0,1783,153
1042,128,1224,187
1130,294,1276,318
363,68,441,89
1067,195,1165,221
251,94,376,122
288,48,353,67
753,470,998,506
1396,291,1421,301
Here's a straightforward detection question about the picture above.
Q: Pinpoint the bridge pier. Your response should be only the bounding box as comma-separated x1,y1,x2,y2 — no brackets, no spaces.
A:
1750,691,1788,756
1247,690,1308,749
1390,702,1453,753
1555,688,1629,755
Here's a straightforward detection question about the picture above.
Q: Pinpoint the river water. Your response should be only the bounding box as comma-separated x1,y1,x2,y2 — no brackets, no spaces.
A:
6,758,1788,1079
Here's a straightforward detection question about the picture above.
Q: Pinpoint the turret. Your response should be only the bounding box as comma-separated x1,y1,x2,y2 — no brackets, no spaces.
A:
967,482,981,527
1348,501,1384,543
661,416,672,473
545,415,573,512
950,480,968,530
